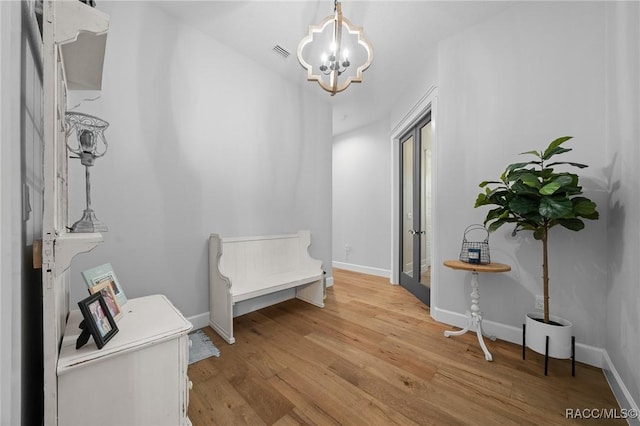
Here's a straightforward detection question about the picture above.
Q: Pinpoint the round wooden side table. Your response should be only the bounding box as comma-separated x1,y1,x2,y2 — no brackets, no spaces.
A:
443,259,511,361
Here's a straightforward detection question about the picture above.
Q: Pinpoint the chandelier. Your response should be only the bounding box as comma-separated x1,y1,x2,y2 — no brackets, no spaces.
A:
297,0,373,96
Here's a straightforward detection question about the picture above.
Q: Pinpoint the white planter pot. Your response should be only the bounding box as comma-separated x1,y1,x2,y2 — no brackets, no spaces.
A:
525,312,573,359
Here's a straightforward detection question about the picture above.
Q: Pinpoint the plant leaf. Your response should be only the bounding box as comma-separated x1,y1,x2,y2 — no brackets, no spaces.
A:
539,196,573,218
533,227,546,240
509,196,539,215
542,146,572,160
546,161,589,169
511,181,540,196
479,180,503,188
572,197,597,216
519,173,541,188
518,223,539,232
519,150,542,158
485,207,507,222
474,193,488,207
557,218,585,231
507,168,538,183
505,162,534,175
555,175,575,187
542,136,573,159
539,175,575,195
541,168,556,179
487,219,510,232
572,197,599,219
539,181,562,195
580,211,600,220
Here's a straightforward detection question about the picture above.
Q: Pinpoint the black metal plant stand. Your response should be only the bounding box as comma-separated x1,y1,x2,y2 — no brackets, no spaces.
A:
522,323,575,376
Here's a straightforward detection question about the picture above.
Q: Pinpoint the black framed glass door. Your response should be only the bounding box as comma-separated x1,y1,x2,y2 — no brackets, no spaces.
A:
399,113,432,305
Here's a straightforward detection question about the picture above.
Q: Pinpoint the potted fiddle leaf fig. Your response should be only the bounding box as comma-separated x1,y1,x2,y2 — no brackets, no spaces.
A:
474,136,599,358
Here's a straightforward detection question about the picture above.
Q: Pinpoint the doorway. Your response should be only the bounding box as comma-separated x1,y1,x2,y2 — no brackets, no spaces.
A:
399,113,432,305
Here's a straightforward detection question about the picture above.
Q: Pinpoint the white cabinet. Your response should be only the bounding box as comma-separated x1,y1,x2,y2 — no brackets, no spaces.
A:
57,295,193,426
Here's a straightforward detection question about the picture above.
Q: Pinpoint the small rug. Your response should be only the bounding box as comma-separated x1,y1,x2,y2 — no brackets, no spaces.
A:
188,329,220,364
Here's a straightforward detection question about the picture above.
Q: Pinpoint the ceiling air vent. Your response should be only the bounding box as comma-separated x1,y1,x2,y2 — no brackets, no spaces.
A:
272,45,291,59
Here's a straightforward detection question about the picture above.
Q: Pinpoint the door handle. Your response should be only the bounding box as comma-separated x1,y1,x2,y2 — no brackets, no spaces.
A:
408,230,425,235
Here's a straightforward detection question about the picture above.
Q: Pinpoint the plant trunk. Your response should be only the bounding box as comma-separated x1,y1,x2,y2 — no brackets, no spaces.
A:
542,224,550,323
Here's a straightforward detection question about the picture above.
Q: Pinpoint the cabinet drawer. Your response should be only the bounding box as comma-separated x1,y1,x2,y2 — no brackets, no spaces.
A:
58,339,184,426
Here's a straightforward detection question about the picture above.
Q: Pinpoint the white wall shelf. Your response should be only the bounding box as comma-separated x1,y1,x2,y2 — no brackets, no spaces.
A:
53,232,103,276
55,0,109,90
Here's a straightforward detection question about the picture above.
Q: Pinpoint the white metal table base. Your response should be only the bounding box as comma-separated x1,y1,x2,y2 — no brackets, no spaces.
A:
443,271,495,361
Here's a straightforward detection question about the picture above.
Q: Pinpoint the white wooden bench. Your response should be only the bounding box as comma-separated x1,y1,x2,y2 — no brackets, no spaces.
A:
209,230,324,344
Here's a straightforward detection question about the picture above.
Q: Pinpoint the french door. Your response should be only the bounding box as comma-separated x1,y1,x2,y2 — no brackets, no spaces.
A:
399,113,432,305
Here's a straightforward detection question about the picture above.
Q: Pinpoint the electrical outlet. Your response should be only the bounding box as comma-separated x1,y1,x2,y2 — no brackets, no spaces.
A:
535,295,544,310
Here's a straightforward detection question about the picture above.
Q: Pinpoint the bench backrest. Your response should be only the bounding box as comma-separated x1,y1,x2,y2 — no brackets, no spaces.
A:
214,230,321,284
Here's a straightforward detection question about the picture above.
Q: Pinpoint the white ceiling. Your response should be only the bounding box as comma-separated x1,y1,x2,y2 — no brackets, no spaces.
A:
155,1,516,135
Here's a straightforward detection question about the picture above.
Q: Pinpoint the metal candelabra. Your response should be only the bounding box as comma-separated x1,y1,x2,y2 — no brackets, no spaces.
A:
66,112,109,233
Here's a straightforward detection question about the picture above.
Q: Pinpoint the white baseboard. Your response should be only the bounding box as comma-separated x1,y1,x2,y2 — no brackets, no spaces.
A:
431,306,605,368
332,261,391,278
186,312,210,330
602,352,640,425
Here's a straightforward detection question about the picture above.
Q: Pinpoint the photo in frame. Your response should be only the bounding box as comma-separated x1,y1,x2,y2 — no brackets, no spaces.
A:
89,280,123,321
82,263,127,307
77,292,118,349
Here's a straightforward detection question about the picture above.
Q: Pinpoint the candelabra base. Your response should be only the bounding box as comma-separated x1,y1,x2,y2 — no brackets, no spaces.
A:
70,209,108,233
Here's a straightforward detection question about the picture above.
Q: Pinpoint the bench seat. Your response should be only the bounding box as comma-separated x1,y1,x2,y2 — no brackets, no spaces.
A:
232,270,323,303
209,230,324,344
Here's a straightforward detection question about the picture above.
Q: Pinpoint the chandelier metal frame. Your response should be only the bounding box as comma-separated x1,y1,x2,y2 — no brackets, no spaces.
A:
297,0,373,96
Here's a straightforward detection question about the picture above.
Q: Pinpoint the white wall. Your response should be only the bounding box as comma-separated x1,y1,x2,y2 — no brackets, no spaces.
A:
434,1,608,354
386,3,611,355
68,1,333,319
605,1,640,413
0,3,22,424
390,45,438,133
331,42,439,278
332,118,391,276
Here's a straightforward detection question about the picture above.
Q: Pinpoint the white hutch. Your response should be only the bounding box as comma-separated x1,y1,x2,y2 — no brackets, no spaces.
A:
41,1,192,424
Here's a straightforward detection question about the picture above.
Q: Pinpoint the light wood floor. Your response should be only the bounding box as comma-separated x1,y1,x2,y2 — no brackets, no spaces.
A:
188,269,623,425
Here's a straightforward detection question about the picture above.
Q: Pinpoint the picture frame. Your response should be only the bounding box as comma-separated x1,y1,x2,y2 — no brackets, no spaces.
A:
89,280,123,321
82,263,128,307
78,292,118,349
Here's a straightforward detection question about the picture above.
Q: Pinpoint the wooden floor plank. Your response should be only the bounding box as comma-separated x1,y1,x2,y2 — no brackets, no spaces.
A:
326,356,460,426
188,268,624,425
